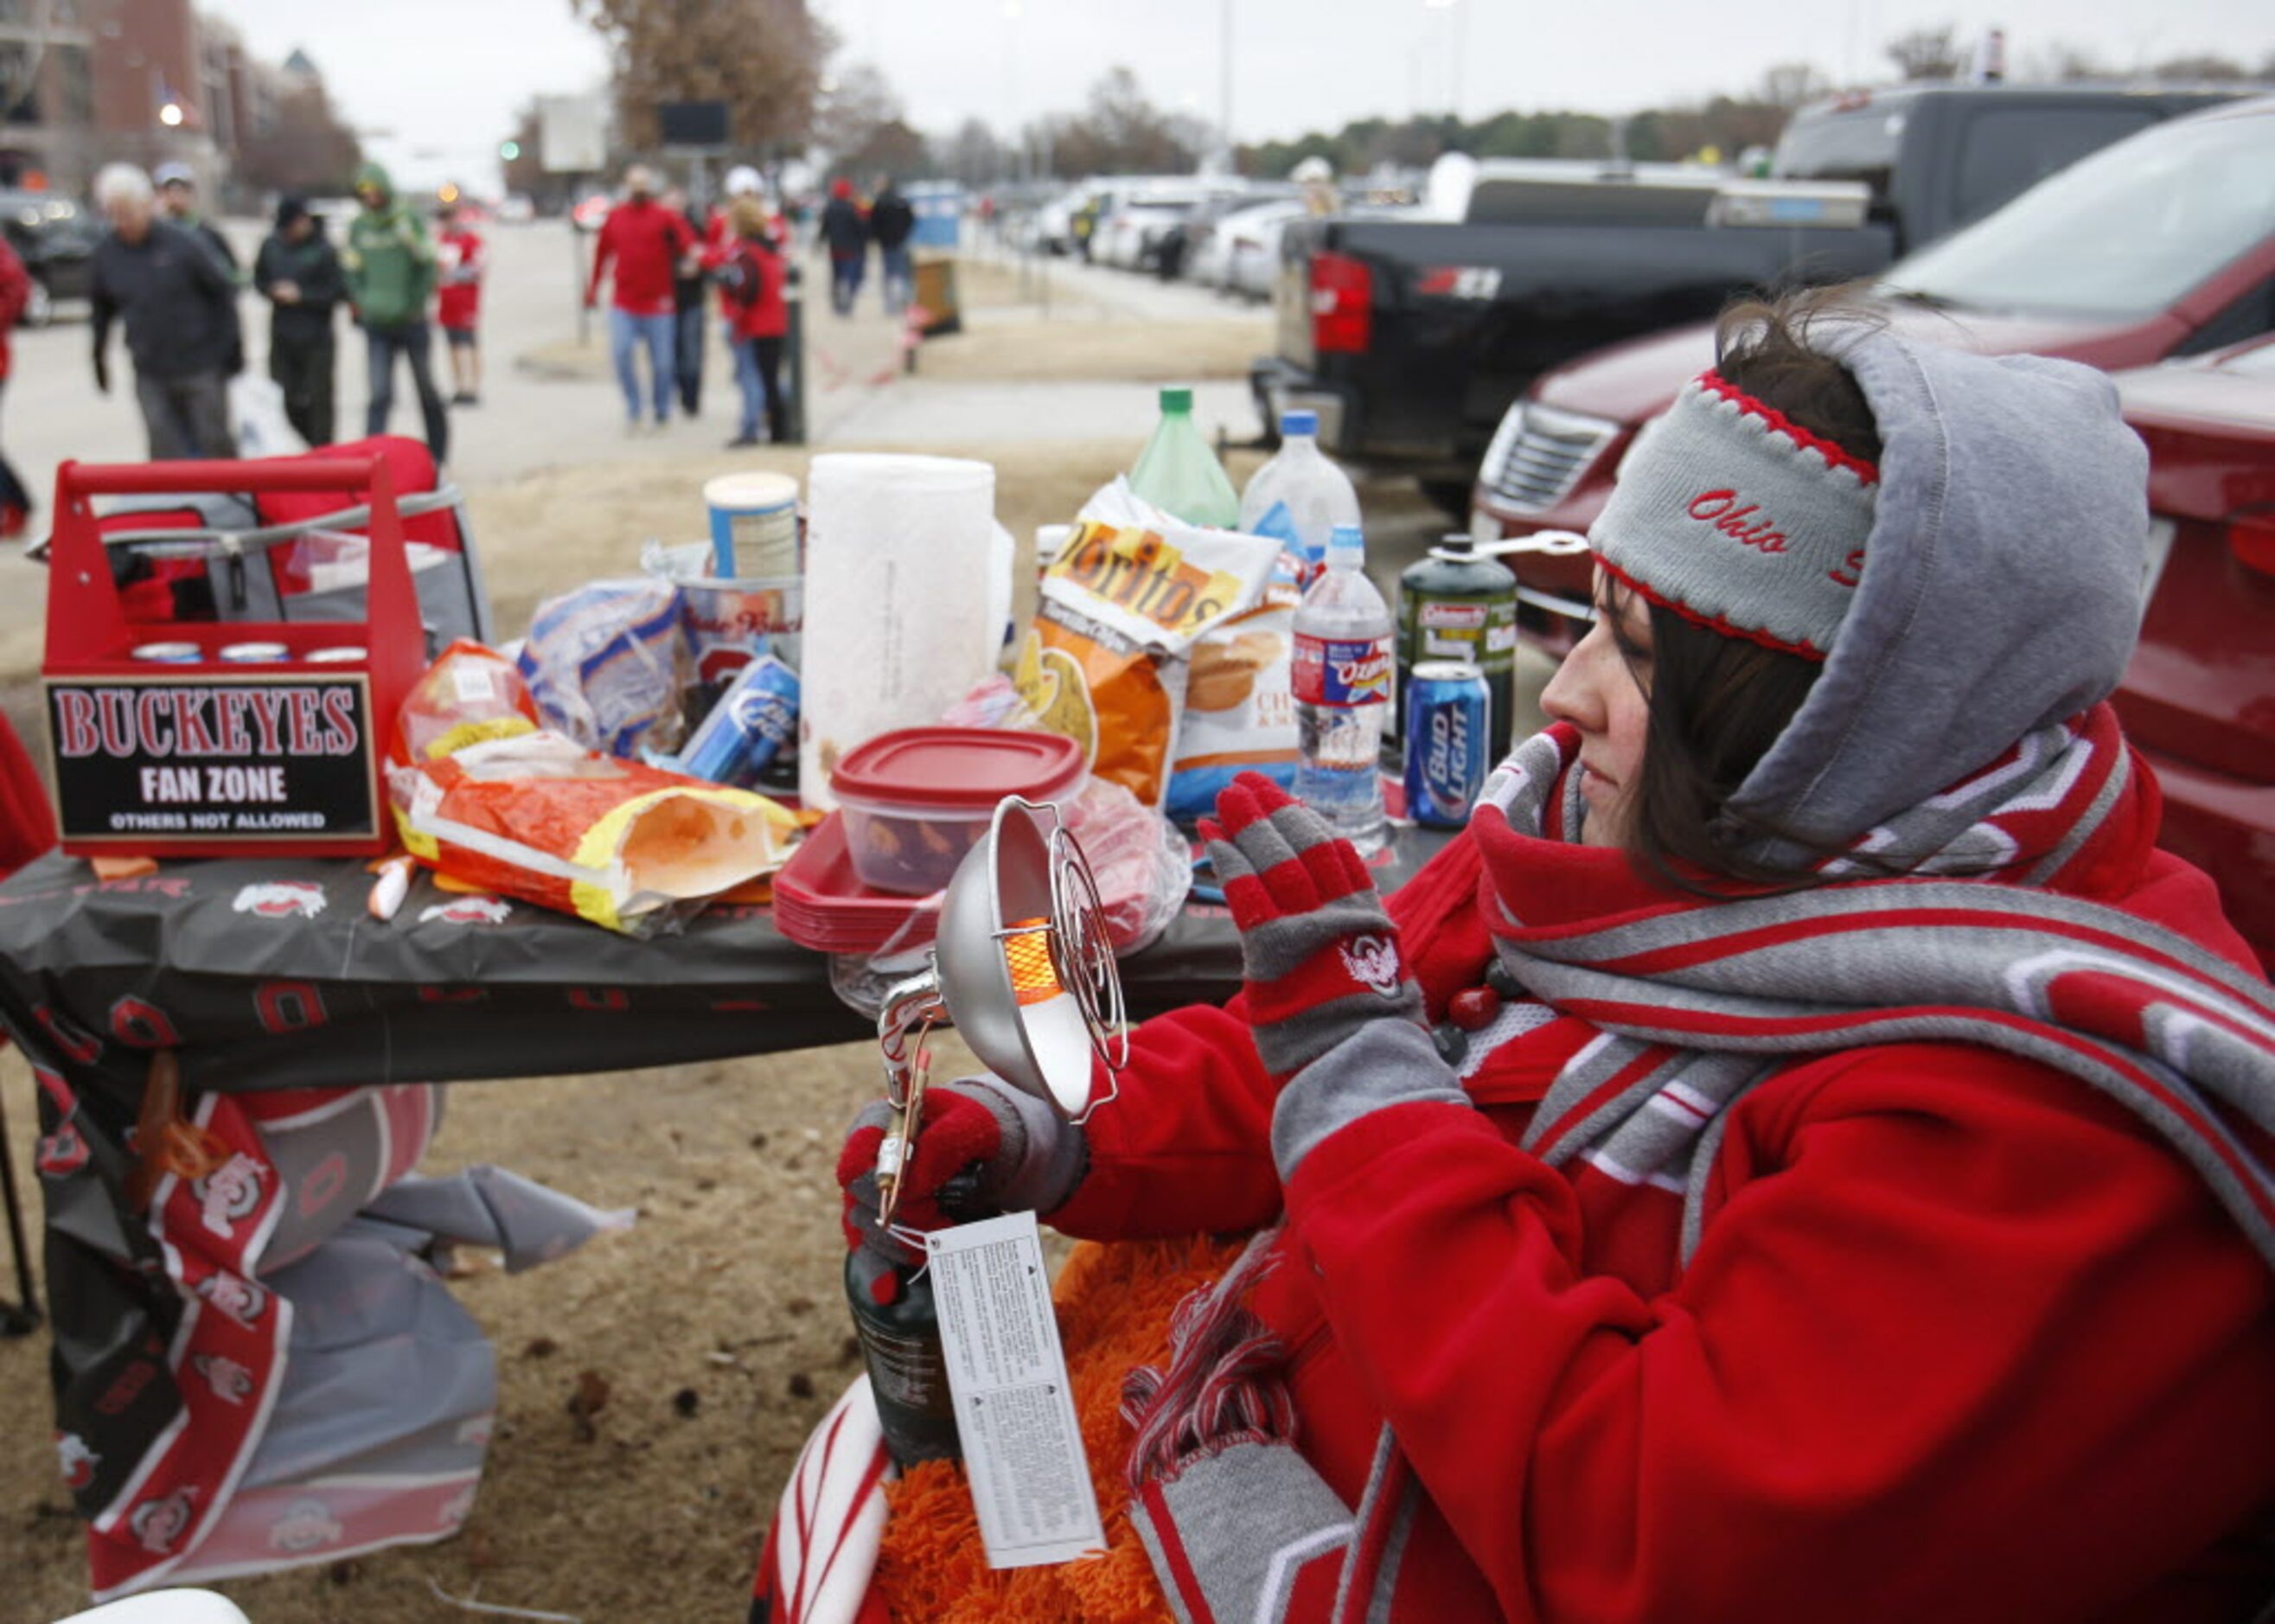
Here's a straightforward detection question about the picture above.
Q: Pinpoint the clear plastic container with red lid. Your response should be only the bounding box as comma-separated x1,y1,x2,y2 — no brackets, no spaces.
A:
829,726,1087,894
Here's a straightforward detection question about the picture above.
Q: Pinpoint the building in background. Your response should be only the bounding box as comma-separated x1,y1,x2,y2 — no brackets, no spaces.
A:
0,2,342,203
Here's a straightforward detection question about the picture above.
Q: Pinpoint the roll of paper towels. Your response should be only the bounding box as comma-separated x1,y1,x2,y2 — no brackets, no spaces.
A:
800,453,999,811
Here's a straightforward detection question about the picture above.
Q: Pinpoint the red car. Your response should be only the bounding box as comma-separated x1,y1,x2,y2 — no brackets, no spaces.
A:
1472,95,2275,649
2111,336,2275,969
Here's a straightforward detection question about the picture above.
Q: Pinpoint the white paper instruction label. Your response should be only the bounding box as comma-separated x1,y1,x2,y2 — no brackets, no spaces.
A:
927,1212,1106,1569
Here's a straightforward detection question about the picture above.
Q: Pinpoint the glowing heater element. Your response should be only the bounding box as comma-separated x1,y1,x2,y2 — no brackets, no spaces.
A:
1003,918,1062,1007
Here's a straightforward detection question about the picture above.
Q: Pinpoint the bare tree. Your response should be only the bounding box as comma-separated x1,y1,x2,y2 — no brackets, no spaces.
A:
1756,62,1831,110
573,0,833,157
814,63,903,163
935,118,1006,186
1038,67,1201,177
1884,26,1962,81
2150,53,2249,81
2016,41,2115,82
235,83,363,195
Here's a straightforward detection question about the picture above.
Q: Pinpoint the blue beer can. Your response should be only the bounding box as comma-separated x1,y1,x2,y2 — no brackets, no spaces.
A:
1403,661,1490,828
679,655,800,788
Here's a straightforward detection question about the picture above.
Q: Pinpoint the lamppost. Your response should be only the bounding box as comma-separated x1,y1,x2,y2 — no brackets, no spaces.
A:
1423,0,1463,125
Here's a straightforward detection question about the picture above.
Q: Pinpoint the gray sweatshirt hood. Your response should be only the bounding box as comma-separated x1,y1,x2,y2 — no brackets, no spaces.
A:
1723,328,2150,853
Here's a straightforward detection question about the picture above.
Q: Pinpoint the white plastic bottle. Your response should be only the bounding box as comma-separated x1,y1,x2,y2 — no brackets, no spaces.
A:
1291,523,1391,854
1239,410,1361,564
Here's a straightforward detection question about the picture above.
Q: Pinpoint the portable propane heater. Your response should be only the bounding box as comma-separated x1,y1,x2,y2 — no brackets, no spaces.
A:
871,796,1128,1224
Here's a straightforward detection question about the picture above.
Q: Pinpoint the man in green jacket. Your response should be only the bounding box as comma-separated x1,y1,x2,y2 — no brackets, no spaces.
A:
342,162,447,463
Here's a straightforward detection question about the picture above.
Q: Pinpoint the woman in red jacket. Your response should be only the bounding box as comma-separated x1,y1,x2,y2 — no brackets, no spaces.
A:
813,294,2275,1623
713,196,789,448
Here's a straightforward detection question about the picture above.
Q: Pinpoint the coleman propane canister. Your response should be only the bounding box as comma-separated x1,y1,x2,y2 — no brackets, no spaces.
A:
1394,535,1518,762
846,1248,962,1467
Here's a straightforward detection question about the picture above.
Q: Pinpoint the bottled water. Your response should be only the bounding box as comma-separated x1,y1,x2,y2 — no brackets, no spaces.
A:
1239,409,1361,566
1291,523,1390,854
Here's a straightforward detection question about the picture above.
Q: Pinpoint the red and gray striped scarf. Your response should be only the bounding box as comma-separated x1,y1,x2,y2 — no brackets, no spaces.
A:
1471,707,2275,1269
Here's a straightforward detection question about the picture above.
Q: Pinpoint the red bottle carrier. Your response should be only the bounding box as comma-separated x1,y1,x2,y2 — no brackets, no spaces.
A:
42,454,426,859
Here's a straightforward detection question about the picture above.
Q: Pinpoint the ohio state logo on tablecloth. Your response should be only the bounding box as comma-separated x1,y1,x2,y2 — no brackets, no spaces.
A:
419,895,512,925
55,1431,99,1491
267,1497,343,1553
37,1121,89,1177
232,880,327,919
193,1154,265,1241
192,1352,255,1406
130,1487,198,1555
194,1271,270,1331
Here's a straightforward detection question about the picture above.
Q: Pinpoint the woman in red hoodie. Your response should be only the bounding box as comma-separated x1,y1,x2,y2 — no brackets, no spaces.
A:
803,294,2275,1623
713,196,789,448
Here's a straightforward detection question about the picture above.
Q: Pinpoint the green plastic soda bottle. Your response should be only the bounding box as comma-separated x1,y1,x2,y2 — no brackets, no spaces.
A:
1129,387,1241,528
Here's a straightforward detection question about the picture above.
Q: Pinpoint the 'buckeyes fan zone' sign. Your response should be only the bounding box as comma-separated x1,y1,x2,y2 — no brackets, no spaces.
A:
45,675,380,845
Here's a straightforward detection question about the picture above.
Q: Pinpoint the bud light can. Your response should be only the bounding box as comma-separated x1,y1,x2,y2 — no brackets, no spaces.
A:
1403,662,1490,828
678,655,799,788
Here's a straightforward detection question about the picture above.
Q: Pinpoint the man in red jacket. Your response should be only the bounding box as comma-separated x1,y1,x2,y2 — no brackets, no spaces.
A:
585,163,694,431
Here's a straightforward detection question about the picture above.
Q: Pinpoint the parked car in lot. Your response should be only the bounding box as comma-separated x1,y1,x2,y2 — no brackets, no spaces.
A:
1259,83,2245,515
1473,94,2275,642
1175,189,1297,287
1211,198,1307,299
0,189,99,323
2107,336,2275,969
1093,182,1246,271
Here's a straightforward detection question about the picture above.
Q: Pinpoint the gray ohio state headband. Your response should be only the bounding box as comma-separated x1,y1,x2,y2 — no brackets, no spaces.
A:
1591,371,1880,660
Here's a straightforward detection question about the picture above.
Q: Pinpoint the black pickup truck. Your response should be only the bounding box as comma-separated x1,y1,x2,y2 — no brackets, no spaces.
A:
1253,84,2240,515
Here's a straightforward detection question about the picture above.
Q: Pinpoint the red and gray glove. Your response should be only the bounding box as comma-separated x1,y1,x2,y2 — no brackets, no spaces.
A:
838,1075,1087,1269
1201,772,1428,1081
1203,773,1463,1175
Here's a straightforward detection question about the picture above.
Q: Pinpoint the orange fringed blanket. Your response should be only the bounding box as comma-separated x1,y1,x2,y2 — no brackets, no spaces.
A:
870,1232,1248,1622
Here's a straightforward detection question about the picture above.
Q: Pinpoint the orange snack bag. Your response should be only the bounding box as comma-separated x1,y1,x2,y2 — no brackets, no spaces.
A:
1013,483,1278,808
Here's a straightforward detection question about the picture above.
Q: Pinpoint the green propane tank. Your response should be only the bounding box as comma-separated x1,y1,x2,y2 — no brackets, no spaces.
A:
1395,534,1518,761
846,1248,962,1467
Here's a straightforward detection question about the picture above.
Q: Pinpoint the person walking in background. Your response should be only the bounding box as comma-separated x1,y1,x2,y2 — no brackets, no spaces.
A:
89,163,238,460
434,194,485,407
342,162,449,464
252,195,343,445
586,163,695,432
715,196,788,448
153,160,239,276
869,175,915,316
0,233,35,534
707,165,790,254
661,182,707,419
152,159,244,380
818,178,868,316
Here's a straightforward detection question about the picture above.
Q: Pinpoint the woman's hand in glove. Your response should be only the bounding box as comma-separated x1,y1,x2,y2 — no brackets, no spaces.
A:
1201,772,1426,1084
838,1075,1087,1269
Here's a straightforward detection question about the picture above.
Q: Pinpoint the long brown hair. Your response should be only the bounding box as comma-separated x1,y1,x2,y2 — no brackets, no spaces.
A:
1620,290,1885,890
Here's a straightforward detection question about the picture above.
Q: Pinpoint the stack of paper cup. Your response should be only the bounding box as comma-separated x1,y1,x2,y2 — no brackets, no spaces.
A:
800,453,1000,811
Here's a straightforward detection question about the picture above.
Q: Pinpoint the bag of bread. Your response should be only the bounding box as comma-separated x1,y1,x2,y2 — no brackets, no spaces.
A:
1013,481,1278,809
1165,546,1304,825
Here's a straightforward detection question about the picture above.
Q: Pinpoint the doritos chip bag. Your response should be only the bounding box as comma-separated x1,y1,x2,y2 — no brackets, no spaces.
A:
1015,480,1279,808
391,731,798,936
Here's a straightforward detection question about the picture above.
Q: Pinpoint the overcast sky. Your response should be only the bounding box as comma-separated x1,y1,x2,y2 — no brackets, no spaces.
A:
203,0,2275,191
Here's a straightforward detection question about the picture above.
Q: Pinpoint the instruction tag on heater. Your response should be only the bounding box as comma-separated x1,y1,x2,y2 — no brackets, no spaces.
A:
927,1211,1105,1569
